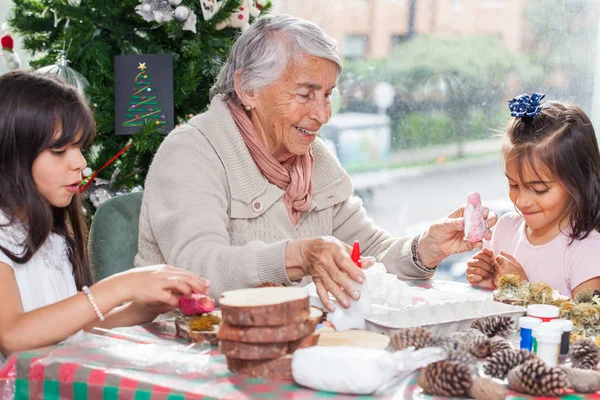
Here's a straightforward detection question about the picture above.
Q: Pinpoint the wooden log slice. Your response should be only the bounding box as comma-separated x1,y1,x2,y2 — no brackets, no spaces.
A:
175,318,219,346
220,333,320,360
226,355,293,380
288,333,320,353
219,340,288,360
217,307,322,343
220,287,309,326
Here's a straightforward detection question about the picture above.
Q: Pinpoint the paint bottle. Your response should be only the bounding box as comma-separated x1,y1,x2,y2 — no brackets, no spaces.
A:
532,324,562,366
527,304,559,322
547,319,573,356
519,316,542,351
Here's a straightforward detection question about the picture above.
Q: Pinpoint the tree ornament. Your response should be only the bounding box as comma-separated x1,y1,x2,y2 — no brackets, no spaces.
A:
35,53,89,94
570,338,600,370
1,27,21,71
182,11,197,33
390,326,433,351
174,6,190,21
89,187,113,208
216,0,260,30
199,0,220,21
484,348,537,380
136,0,172,23
136,0,198,33
470,315,514,338
507,358,569,397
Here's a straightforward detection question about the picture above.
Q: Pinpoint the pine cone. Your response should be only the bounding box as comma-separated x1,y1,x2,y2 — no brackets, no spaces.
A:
470,315,514,338
507,358,569,397
489,336,512,355
430,334,466,352
418,360,473,397
447,350,478,374
451,328,490,358
390,327,433,350
570,339,600,370
484,348,536,380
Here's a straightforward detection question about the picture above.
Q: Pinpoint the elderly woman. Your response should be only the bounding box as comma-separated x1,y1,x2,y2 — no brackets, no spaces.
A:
134,14,496,310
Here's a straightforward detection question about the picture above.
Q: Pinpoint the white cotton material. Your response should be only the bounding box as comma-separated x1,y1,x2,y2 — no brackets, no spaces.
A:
326,282,372,331
292,347,396,394
292,346,447,395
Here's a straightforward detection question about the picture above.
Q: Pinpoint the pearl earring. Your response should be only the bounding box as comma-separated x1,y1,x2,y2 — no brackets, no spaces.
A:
245,105,252,112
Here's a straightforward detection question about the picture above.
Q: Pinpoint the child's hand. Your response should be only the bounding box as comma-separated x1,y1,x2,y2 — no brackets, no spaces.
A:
492,251,527,287
114,265,211,307
466,247,496,290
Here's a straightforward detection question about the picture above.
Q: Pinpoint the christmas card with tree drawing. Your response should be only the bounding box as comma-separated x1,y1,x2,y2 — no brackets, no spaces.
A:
114,54,174,135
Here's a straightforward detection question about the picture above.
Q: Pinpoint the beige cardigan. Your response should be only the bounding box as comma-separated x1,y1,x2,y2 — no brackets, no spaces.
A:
134,95,434,299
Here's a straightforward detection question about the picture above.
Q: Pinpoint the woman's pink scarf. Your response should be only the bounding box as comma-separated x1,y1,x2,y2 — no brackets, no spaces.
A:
227,99,314,225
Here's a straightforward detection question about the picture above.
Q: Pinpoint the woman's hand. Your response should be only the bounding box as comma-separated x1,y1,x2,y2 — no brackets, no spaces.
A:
492,251,528,287
466,248,496,290
111,265,211,308
361,256,377,269
286,237,365,311
417,205,498,268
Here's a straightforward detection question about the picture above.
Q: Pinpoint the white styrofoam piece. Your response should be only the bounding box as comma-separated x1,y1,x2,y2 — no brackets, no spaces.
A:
363,299,526,336
309,294,397,313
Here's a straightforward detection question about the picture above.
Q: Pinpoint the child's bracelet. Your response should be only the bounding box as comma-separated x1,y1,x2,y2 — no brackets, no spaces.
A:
82,286,105,321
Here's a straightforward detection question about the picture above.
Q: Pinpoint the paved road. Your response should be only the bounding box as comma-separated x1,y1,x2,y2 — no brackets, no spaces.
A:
360,156,511,238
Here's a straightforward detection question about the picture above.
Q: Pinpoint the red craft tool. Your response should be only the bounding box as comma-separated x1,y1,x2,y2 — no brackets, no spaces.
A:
351,241,362,268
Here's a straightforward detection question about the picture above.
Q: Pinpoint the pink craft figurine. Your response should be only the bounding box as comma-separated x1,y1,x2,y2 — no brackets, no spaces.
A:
178,293,215,316
464,192,487,243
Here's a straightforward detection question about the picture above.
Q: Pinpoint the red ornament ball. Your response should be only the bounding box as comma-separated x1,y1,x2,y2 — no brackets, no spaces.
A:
1,35,14,50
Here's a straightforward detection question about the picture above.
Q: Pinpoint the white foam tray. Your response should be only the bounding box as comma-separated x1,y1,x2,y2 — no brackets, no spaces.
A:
363,299,526,336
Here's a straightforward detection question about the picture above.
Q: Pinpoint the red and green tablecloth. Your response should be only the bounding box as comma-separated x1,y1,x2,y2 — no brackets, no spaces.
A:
0,322,393,400
1,280,599,400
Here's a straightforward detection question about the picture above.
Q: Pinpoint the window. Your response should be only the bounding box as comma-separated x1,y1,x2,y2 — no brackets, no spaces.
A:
271,0,600,283
343,35,368,60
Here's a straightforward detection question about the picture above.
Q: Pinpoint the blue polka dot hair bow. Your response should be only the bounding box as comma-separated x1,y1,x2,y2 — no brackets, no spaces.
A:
507,93,545,118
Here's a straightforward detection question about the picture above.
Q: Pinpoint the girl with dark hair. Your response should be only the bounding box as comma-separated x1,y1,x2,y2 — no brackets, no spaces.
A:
0,71,210,364
467,93,600,298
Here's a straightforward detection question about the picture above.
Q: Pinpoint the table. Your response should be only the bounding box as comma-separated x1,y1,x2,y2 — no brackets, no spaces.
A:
0,280,598,400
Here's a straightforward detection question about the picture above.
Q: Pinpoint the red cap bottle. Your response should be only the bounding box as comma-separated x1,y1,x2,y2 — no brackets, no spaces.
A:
351,241,362,268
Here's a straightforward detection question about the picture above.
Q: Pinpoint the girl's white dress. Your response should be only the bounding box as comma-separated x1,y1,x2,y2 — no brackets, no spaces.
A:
0,211,77,364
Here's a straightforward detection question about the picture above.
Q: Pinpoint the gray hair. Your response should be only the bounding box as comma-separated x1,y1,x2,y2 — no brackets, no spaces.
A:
210,14,342,102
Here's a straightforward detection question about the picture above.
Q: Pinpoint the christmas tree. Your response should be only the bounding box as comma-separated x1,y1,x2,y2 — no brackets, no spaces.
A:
8,0,270,190
123,62,167,128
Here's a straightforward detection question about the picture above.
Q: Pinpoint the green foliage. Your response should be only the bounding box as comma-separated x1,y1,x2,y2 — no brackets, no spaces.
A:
395,111,454,149
340,35,541,149
342,35,542,105
393,107,507,150
9,0,271,189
